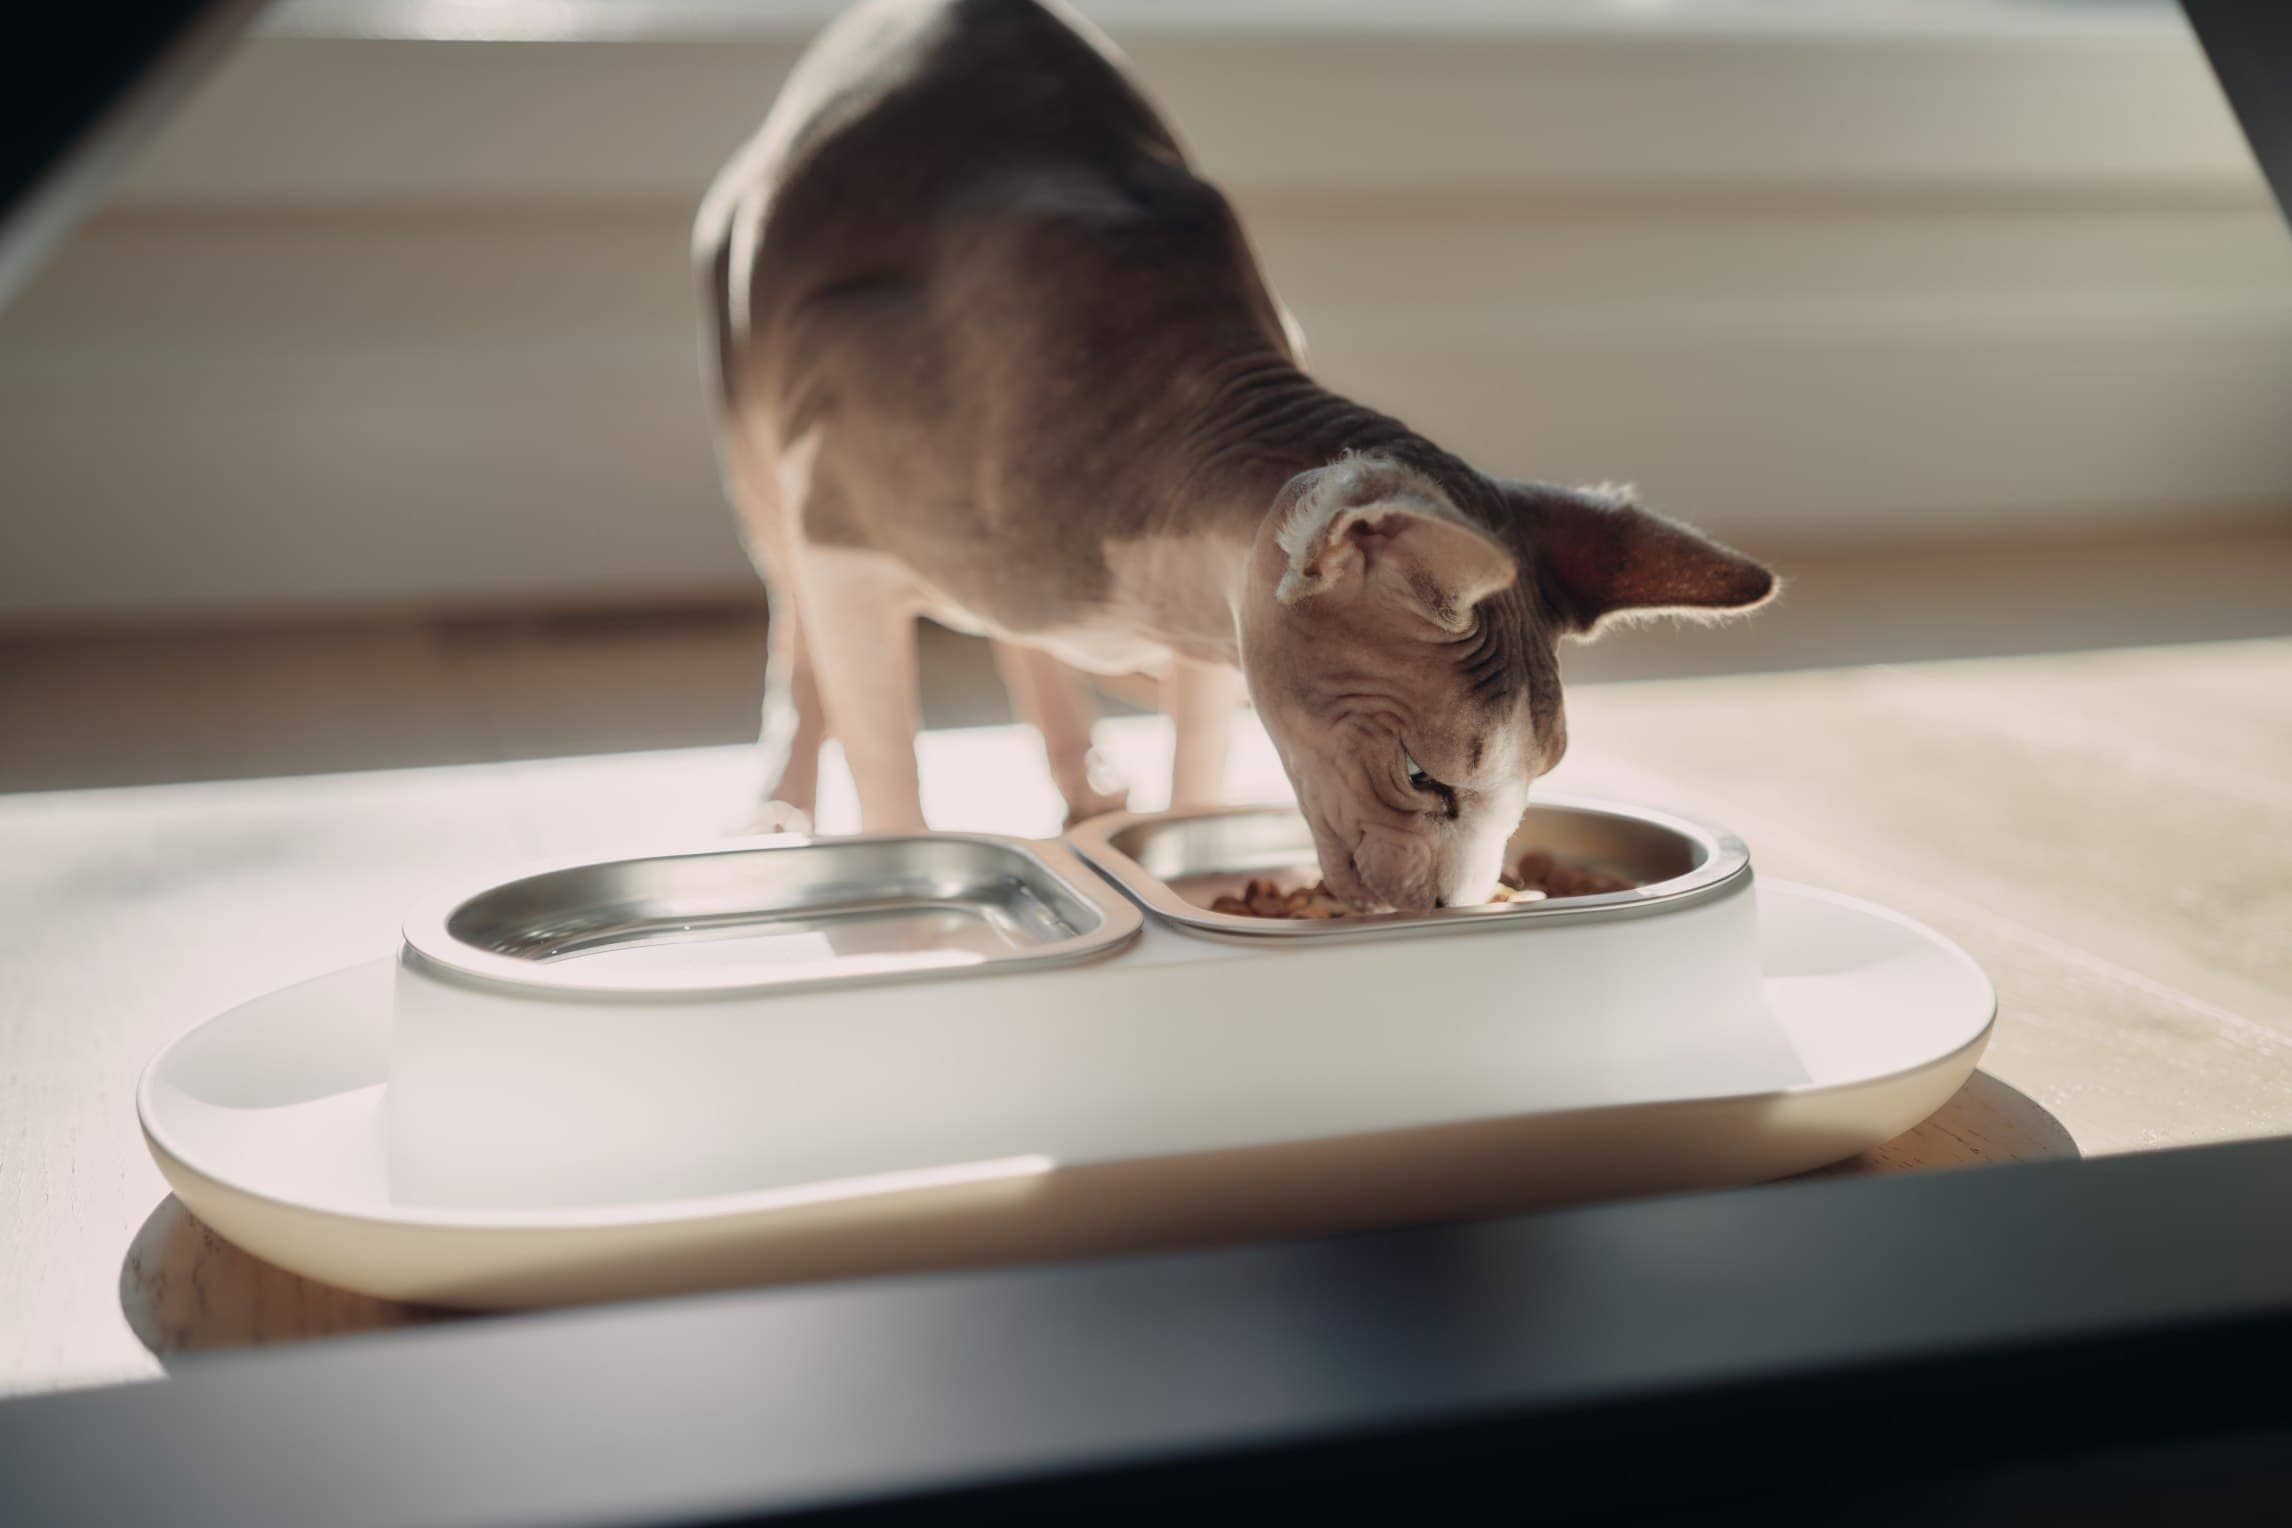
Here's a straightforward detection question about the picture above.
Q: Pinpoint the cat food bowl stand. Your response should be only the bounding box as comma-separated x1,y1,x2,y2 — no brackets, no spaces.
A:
137,801,1994,1308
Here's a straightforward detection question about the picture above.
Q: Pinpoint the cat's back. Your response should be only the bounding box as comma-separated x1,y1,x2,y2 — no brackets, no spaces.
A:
699,0,1181,305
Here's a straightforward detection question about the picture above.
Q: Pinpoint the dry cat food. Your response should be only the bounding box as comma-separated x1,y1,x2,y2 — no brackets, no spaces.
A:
1209,878,1352,920
1207,849,1636,919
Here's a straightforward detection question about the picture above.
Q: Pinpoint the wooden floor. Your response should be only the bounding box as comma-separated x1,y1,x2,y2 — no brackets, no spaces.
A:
1576,645,2292,1166
4,528,2291,1397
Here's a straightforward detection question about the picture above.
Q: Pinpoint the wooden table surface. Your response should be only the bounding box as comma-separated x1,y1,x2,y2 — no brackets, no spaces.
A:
6,637,2290,1397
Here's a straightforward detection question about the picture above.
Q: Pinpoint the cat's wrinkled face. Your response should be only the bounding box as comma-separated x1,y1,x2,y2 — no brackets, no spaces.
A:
1242,636,1546,912
1236,460,1551,911
1235,456,1773,913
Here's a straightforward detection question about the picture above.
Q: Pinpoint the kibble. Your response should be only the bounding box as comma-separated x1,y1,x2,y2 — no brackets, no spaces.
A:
1207,849,1636,919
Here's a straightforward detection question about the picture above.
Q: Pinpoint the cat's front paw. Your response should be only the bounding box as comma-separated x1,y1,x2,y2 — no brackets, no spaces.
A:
1061,784,1130,830
735,799,814,838
1056,747,1131,829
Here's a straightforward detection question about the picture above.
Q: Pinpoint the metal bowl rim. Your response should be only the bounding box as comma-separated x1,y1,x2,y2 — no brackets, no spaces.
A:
399,831,1144,1002
1063,794,1753,941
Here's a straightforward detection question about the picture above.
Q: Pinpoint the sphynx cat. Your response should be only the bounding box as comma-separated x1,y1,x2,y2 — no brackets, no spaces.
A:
696,0,1773,913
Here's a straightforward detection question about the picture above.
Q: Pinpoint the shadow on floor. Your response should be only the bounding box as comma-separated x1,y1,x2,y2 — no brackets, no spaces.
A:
1804,1070,2083,1180
119,1074,2079,1366
119,1196,454,1368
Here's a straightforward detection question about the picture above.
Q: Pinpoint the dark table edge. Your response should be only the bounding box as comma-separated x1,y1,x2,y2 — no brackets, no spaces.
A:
7,1136,2292,1524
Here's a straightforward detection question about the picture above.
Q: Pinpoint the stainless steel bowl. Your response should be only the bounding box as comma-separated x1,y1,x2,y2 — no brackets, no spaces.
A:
401,832,1141,998
1065,796,1751,941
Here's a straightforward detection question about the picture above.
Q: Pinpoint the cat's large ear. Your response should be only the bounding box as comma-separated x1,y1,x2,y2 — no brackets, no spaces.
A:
1528,483,1775,635
1273,457,1515,633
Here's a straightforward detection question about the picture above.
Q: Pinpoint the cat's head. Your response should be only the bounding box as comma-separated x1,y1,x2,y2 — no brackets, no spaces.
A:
1236,455,1773,911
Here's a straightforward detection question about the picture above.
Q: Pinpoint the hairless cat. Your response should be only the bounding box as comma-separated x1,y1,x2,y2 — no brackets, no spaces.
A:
696,0,1773,914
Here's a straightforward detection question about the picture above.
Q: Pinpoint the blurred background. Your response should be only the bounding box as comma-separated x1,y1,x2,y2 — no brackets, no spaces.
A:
4,0,2289,791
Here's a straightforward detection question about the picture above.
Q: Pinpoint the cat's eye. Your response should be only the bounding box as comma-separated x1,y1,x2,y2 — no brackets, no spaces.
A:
1401,746,1440,794
1402,745,1460,818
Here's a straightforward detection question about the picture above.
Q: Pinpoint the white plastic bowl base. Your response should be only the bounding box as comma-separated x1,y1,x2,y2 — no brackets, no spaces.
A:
138,881,1993,1310
385,849,1781,1212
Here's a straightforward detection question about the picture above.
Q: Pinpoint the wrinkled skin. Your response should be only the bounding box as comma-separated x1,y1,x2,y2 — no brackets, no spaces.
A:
1247,637,1541,913
1236,487,1538,912
1234,458,1768,914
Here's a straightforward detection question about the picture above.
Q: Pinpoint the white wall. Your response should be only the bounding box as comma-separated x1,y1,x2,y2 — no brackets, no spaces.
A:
3,0,2287,620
